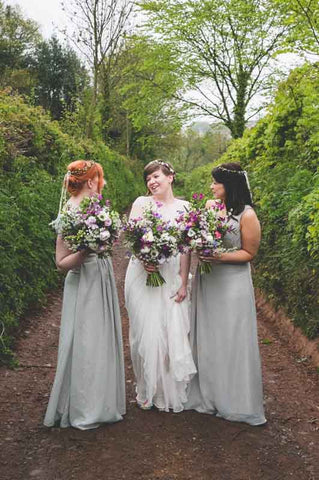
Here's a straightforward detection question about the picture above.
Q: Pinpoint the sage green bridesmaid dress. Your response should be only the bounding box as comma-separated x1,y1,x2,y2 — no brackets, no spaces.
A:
44,254,126,430
185,206,266,426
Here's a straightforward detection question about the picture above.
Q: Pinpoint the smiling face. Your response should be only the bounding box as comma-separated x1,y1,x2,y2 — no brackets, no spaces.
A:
146,167,174,196
211,178,226,201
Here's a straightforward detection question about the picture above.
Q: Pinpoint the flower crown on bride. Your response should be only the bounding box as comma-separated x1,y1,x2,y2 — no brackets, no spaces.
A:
150,160,175,175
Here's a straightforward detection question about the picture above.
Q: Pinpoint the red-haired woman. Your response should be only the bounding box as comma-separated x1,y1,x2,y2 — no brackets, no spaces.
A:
44,160,126,430
125,160,196,413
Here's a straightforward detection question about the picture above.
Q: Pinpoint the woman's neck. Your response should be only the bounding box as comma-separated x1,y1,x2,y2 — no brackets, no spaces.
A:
69,189,91,206
152,190,175,205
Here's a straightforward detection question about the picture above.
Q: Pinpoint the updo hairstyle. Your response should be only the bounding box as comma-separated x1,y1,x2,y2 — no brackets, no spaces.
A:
66,160,104,196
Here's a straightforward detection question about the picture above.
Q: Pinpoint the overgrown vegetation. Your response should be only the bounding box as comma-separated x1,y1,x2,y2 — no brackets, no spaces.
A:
183,63,319,339
0,91,143,365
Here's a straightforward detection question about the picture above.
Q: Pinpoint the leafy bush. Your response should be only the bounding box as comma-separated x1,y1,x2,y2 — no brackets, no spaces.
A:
0,90,144,364
181,63,319,339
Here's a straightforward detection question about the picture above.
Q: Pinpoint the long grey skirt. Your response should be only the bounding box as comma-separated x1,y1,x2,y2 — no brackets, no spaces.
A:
185,263,266,426
44,254,126,430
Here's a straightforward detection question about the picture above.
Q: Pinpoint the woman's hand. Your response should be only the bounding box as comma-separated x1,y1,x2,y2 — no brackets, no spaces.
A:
198,252,222,264
143,263,158,273
174,285,187,303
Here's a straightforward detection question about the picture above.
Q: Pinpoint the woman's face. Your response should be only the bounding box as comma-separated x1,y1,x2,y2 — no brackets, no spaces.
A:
211,178,226,201
146,168,173,196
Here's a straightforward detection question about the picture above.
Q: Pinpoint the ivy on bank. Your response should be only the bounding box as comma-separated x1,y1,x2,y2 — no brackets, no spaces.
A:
0,90,144,365
183,63,319,339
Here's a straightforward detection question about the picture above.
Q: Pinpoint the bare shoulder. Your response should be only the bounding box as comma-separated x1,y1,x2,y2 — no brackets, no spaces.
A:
133,196,149,207
240,207,260,231
241,207,259,221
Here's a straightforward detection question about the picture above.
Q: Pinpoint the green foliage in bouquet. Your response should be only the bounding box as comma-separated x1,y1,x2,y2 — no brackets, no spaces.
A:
0,90,144,365
181,63,319,339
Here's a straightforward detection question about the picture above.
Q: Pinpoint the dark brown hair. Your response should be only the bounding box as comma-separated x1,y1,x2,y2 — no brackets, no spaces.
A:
143,159,176,185
212,162,252,215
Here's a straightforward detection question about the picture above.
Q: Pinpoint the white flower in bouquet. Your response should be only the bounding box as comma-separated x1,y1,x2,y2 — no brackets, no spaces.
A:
204,234,214,243
187,228,196,238
100,230,111,241
158,254,167,265
86,216,97,225
97,210,108,222
142,230,155,242
150,249,159,259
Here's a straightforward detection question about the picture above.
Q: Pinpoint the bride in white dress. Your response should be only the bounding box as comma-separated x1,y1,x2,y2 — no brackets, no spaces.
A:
125,160,196,412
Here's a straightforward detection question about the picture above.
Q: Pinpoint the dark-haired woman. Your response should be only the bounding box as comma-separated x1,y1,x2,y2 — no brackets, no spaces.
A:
125,160,196,413
44,160,126,430
185,162,266,426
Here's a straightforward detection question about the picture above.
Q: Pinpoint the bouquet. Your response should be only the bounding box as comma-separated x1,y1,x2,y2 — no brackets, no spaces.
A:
122,202,181,287
53,194,121,257
176,193,232,274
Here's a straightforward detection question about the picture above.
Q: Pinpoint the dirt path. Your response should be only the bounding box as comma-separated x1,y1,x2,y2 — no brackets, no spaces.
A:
1,241,319,480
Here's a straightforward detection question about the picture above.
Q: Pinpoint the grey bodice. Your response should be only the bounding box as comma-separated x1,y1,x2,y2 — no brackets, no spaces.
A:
222,205,252,250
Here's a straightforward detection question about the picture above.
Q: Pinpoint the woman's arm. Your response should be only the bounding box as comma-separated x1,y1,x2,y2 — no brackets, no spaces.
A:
200,209,261,264
175,253,191,303
55,235,88,272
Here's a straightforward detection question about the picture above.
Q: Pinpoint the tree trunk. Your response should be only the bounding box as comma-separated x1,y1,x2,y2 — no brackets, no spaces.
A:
230,69,248,139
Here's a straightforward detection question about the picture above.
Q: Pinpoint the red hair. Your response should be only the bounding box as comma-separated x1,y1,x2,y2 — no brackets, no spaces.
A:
66,160,104,196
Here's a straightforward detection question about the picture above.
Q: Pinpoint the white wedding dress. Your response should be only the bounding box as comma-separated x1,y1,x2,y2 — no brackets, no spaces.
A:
125,196,196,412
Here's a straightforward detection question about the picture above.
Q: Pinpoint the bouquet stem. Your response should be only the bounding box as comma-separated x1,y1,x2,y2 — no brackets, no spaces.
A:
146,271,166,287
198,261,213,275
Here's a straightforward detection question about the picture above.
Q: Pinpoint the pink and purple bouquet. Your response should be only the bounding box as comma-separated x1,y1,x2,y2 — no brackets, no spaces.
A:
56,194,121,257
123,202,181,287
176,193,232,274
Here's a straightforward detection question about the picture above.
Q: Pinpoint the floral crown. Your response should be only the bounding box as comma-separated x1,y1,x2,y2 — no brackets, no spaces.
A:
67,160,95,177
216,166,246,176
150,160,175,175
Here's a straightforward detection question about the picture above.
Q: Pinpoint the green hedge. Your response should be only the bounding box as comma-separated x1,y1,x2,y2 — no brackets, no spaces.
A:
0,91,144,364
182,63,319,339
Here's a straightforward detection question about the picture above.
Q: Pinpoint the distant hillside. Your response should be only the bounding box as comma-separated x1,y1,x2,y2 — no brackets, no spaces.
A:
190,120,256,136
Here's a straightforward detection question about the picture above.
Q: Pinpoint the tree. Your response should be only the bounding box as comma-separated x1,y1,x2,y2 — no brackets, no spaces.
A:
61,0,133,136
139,0,290,138
32,37,89,120
109,36,185,159
272,0,319,54
0,1,40,91
166,125,230,172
